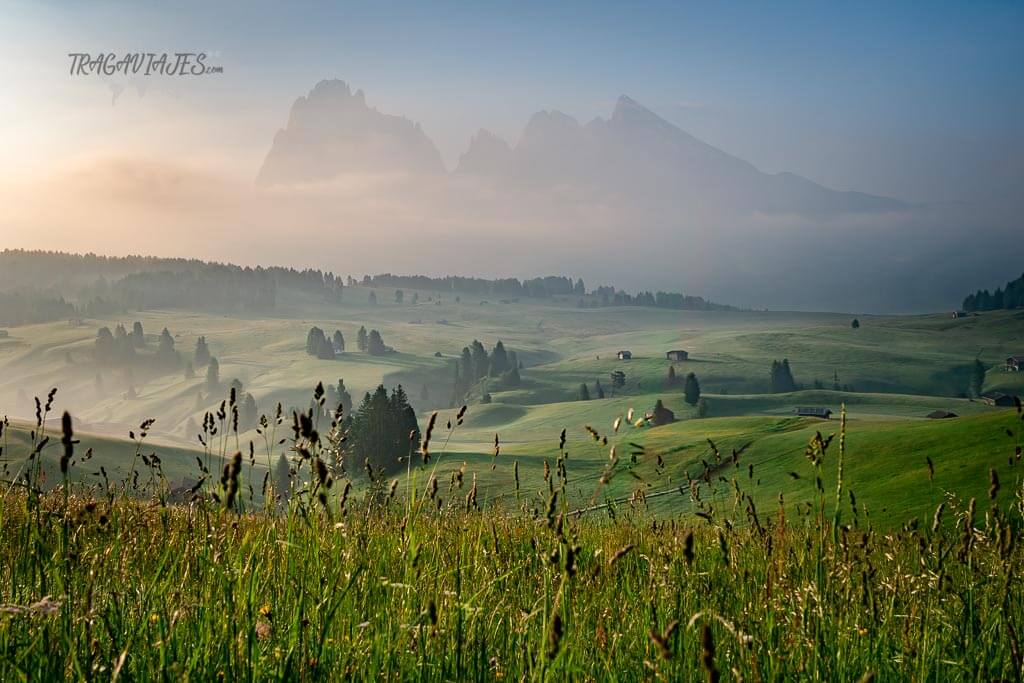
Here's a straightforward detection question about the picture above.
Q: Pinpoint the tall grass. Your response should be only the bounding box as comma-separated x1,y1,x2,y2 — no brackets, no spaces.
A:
0,390,1022,680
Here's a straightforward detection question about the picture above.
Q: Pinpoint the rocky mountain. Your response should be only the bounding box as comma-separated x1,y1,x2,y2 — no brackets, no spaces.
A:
257,79,445,185
457,95,904,215
259,82,904,216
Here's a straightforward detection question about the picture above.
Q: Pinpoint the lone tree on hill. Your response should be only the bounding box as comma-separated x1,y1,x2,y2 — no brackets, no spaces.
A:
684,372,701,405
578,383,590,401
610,370,626,394
357,326,368,351
851,318,860,329
333,330,345,352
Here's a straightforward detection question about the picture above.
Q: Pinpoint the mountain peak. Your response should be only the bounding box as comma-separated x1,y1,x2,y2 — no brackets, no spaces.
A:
611,94,663,125
257,79,444,185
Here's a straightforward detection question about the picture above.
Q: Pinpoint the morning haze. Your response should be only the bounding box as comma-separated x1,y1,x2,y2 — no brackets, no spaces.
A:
1,4,1023,679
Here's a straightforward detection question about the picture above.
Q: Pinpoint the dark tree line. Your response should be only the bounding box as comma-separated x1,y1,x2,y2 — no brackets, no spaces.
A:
0,289,76,326
963,272,1024,312
0,249,350,321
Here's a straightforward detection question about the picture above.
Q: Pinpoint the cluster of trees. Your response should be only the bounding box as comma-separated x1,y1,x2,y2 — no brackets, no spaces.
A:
305,326,394,358
585,287,730,311
305,327,344,359
345,385,419,475
94,321,180,369
353,326,392,355
962,272,1024,312
451,340,521,403
578,378,607,400
769,359,798,393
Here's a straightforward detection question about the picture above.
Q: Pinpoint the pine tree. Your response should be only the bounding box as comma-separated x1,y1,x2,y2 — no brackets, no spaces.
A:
333,330,345,353
394,289,404,304
95,327,115,364
241,393,258,430
667,365,677,387
357,326,368,351
578,383,590,400
970,358,987,397
317,335,335,360
595,378,605,399
490,340,509,376
158,327,178,366
349,384,419,475
470,340,489,381
770,359,797,393
206,357,220,390
132,321,145,347
336,379,353,416
273,453,291,504
367,329,388,355
851,318,860,329
194,336,211,366
684,372,701,405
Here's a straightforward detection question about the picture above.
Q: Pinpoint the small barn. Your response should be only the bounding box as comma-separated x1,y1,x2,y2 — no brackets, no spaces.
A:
616,350,632,360
981,392,1017,407
1006,356,1024,372
926,410,958,419
666,350,689,361
795,407,832,419
952,310,968,319
650,400,676,426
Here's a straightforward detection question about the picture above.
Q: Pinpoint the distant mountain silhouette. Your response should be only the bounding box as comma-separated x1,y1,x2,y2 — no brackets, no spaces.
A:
259,82,905,216
457,95,905,215
257,79,444,185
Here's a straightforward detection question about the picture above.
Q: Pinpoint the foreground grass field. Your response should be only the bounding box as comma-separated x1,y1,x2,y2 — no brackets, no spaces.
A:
1,407,1022,680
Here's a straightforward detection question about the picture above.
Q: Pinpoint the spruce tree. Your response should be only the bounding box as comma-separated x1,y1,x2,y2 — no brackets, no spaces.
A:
684,372,701,405
333,330,345,352
273,453,291,503
970,358,987,397
194,336,211,366
578,383,590,401
357,326,368,351
206,357,220,390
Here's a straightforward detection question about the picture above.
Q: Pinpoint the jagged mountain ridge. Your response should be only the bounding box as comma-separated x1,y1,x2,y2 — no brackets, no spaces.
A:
259,82,905,215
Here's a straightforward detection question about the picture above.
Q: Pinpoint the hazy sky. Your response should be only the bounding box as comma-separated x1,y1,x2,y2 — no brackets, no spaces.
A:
4,1,1022,198
1,1,1022,311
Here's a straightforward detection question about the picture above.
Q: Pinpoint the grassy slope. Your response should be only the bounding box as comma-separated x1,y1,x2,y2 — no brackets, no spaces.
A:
0,419,216,490
0,292,1022,527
